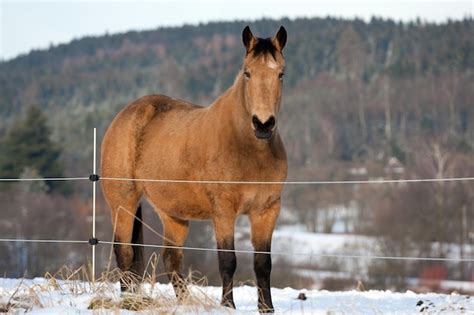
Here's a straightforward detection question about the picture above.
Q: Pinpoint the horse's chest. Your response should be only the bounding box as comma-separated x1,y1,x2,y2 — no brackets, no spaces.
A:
213,149,284,181
212,152,286,214
209,183,282,216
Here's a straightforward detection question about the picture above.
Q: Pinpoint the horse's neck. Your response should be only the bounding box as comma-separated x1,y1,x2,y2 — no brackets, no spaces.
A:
208,74,253,142
214,73,245,111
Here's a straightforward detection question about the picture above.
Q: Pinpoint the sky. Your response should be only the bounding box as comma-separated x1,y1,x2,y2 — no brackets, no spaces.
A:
0,0,472,61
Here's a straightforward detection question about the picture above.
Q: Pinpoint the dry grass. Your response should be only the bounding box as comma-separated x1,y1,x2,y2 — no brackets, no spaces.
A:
88,270,219,313
0,277,44,312
0,253,222,313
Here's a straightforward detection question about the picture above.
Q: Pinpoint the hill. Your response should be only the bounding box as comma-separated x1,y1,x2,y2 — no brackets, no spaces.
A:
1,17,473,169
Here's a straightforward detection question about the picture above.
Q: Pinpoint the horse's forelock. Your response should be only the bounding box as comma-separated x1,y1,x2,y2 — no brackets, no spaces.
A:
251,38,277,59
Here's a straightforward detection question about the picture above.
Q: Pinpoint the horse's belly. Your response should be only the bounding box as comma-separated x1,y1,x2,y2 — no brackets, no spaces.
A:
143,183,214,220
143,182,282,221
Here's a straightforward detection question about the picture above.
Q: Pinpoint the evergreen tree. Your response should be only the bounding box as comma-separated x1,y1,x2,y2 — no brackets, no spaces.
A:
0,106,69,194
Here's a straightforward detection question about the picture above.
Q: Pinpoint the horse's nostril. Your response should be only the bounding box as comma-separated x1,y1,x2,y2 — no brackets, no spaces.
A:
264,116,276,129
252,115,260,129
252,115,276,130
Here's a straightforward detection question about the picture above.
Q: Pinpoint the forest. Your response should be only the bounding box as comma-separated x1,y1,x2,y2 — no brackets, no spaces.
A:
0,17,472,291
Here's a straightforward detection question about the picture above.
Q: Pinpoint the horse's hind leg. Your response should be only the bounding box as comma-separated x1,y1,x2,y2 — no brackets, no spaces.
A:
104,182,143,292
159,211,189,301
113,203,144,292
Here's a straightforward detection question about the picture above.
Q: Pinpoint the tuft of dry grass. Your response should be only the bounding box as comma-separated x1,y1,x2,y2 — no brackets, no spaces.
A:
89,295,157,311
88,265,220,312
1,252,222,313
0,278,44,313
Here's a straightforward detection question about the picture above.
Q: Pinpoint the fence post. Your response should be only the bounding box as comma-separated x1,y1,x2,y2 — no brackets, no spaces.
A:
91,128,97,283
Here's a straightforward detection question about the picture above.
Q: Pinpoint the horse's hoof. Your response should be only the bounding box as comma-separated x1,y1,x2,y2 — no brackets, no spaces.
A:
258,304,274,313
177,287,191,301
120,284,141,294
221,299,236,309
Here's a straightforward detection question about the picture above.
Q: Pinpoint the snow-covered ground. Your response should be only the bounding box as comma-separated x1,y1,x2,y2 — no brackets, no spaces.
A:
0,278,472,314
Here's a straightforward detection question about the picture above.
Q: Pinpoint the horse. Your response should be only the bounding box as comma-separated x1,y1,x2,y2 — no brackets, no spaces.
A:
101,25,288,313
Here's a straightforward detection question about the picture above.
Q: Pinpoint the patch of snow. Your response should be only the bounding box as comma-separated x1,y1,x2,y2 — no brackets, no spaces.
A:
0,278,472,314
406,278,474,293
349,167,368,176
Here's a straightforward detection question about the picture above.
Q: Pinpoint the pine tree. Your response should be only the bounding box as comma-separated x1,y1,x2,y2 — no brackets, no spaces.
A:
0,106,69,194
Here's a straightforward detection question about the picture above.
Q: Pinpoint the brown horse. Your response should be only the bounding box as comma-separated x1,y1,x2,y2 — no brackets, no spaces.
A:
101,25,287,313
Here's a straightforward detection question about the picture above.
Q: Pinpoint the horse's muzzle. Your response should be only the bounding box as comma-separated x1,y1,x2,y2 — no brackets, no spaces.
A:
252,115,276,140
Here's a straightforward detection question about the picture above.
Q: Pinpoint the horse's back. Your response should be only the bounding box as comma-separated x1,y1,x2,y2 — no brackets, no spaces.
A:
101,94,201,182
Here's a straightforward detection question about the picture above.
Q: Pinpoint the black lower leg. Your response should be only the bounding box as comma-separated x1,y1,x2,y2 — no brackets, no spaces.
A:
254,244,273,313
218,240,236,308
168,271,187,301
130,204,144,276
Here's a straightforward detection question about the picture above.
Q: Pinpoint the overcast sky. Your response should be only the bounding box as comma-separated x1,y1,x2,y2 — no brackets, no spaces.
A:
0,0,472,61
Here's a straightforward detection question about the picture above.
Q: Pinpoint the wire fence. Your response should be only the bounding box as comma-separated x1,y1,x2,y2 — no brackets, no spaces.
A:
2,176,473,184
0,128,473,282
0,177,89,181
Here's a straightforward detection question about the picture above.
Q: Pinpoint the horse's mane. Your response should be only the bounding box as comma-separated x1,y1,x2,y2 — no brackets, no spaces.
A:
251,38,277,58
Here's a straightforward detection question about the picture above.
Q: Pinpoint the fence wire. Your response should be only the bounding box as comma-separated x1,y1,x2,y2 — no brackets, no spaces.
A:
100,176,474,185
0,238,88,244
0,238,471,262
0,177,88,182
1,176,474,185
99,240,474,262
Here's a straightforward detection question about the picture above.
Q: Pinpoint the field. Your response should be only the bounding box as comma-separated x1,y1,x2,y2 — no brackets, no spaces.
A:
0,277,472,314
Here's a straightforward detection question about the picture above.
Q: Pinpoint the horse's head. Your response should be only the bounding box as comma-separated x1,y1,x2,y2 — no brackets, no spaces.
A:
241,26,287,140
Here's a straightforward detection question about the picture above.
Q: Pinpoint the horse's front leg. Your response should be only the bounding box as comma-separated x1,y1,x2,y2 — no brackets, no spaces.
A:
159,211,190,301
249,200,280,313
212,212,237,308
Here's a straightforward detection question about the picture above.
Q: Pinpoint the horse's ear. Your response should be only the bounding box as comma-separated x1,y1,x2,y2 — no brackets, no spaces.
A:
272,26,287,52
242,25,256,53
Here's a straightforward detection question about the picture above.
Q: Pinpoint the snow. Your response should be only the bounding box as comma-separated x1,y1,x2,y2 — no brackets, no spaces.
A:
0,278,472,314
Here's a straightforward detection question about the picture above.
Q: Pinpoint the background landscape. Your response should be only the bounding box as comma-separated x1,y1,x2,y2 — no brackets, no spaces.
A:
0,16,472,293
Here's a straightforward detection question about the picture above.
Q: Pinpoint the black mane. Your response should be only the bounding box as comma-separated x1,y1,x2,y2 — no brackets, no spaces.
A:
252,38,277,58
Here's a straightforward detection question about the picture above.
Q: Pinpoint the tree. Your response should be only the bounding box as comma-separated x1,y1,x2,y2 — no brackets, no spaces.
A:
336,25,369,145
0,106,69,194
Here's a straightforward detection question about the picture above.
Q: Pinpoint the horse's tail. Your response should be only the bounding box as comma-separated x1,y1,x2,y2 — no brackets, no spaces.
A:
131,203,144,275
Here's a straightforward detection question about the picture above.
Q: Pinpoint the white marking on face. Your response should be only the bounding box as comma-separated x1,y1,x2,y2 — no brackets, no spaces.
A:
267,59,278,69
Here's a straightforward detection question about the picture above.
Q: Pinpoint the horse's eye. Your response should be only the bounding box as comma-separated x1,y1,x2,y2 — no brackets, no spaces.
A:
278,72,285,80
244,71,251,80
